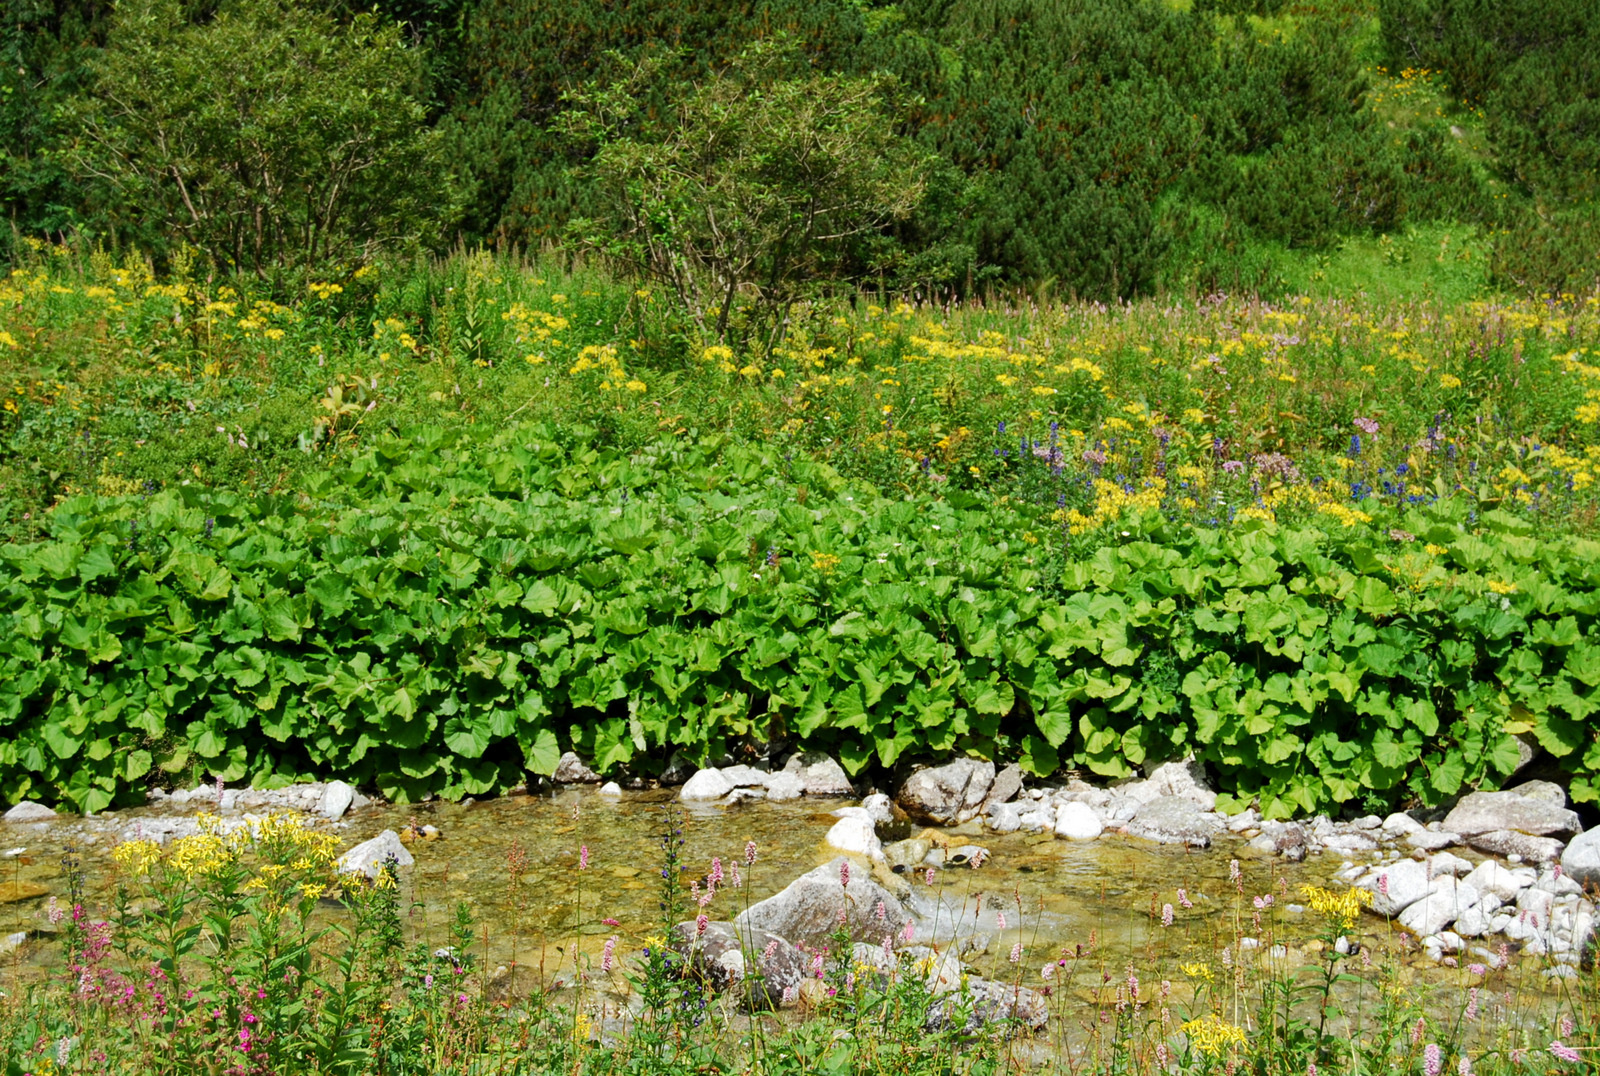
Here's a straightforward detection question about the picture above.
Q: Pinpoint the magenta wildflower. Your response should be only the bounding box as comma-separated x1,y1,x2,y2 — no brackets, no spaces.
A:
601,936,617,973
709,857,723,888
579,845,590,870
840,861,850,889
695,914,708,936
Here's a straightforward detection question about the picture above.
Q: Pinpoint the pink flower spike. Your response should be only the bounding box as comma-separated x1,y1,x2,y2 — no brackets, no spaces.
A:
1550,1043,1581,1064
579,845,590,870
840,860,850,889
745,840,758,866
601,918,620,928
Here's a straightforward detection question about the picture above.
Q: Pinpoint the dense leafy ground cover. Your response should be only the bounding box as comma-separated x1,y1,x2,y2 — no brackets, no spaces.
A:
4,251,1600,813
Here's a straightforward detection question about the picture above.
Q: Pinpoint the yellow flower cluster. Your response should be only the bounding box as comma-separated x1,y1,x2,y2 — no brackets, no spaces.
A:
504,301,571,363
569,344,646,393
1300,884,1372,931
810,551,842,574
1180,1013,1248,1055
112,838,164,876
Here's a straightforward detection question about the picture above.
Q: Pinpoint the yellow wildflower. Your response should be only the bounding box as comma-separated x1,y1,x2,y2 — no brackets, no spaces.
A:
810,552,841,575
1300,884,1372,931
1181,1013,1247,1055
113,839,163,877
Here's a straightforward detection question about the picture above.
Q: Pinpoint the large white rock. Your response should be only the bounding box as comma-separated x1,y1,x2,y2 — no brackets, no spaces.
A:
680,768,736,801
1406,829,1463,852
1462,860,1532,903
825,810,883,859
1562,828,1600,889
1428,852,1475,877
783,752,854,796
336,830,414,879
764,771,804,801
985,801,1023,833
1467,830,1565,862
553,752,603,783
1053,801,1104,841
1125,796,1221,847
860,793,895,824
898,759,995,825
1442,787,1581,838
1397,879,1479,937
1142,758,1217,811
719,765,772,789
318,781,356,821
735,857,912,947
1381,812,1424,836
3,802,56,823
1356,859,1433,916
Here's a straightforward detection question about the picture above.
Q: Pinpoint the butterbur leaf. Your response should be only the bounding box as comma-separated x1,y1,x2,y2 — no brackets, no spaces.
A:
524,726,561,776
1018,734,1058,777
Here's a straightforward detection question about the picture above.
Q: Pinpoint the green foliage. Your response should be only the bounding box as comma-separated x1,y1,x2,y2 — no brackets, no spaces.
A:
446,0,888,244
1379,0,1600,294
63,0,454,271
560,42,929,343
0,0,110,260
3,420,1599,816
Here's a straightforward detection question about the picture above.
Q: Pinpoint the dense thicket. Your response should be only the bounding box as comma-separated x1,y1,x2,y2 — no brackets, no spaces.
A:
1380,0,1600,292
3,0,1598,295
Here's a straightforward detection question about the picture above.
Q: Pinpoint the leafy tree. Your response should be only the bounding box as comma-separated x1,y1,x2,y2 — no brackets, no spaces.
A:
0,0,112,258
560,44,929,343
62,0,454,271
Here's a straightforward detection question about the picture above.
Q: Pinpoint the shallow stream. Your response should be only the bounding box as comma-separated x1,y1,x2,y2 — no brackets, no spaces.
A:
0,787,1571,1028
